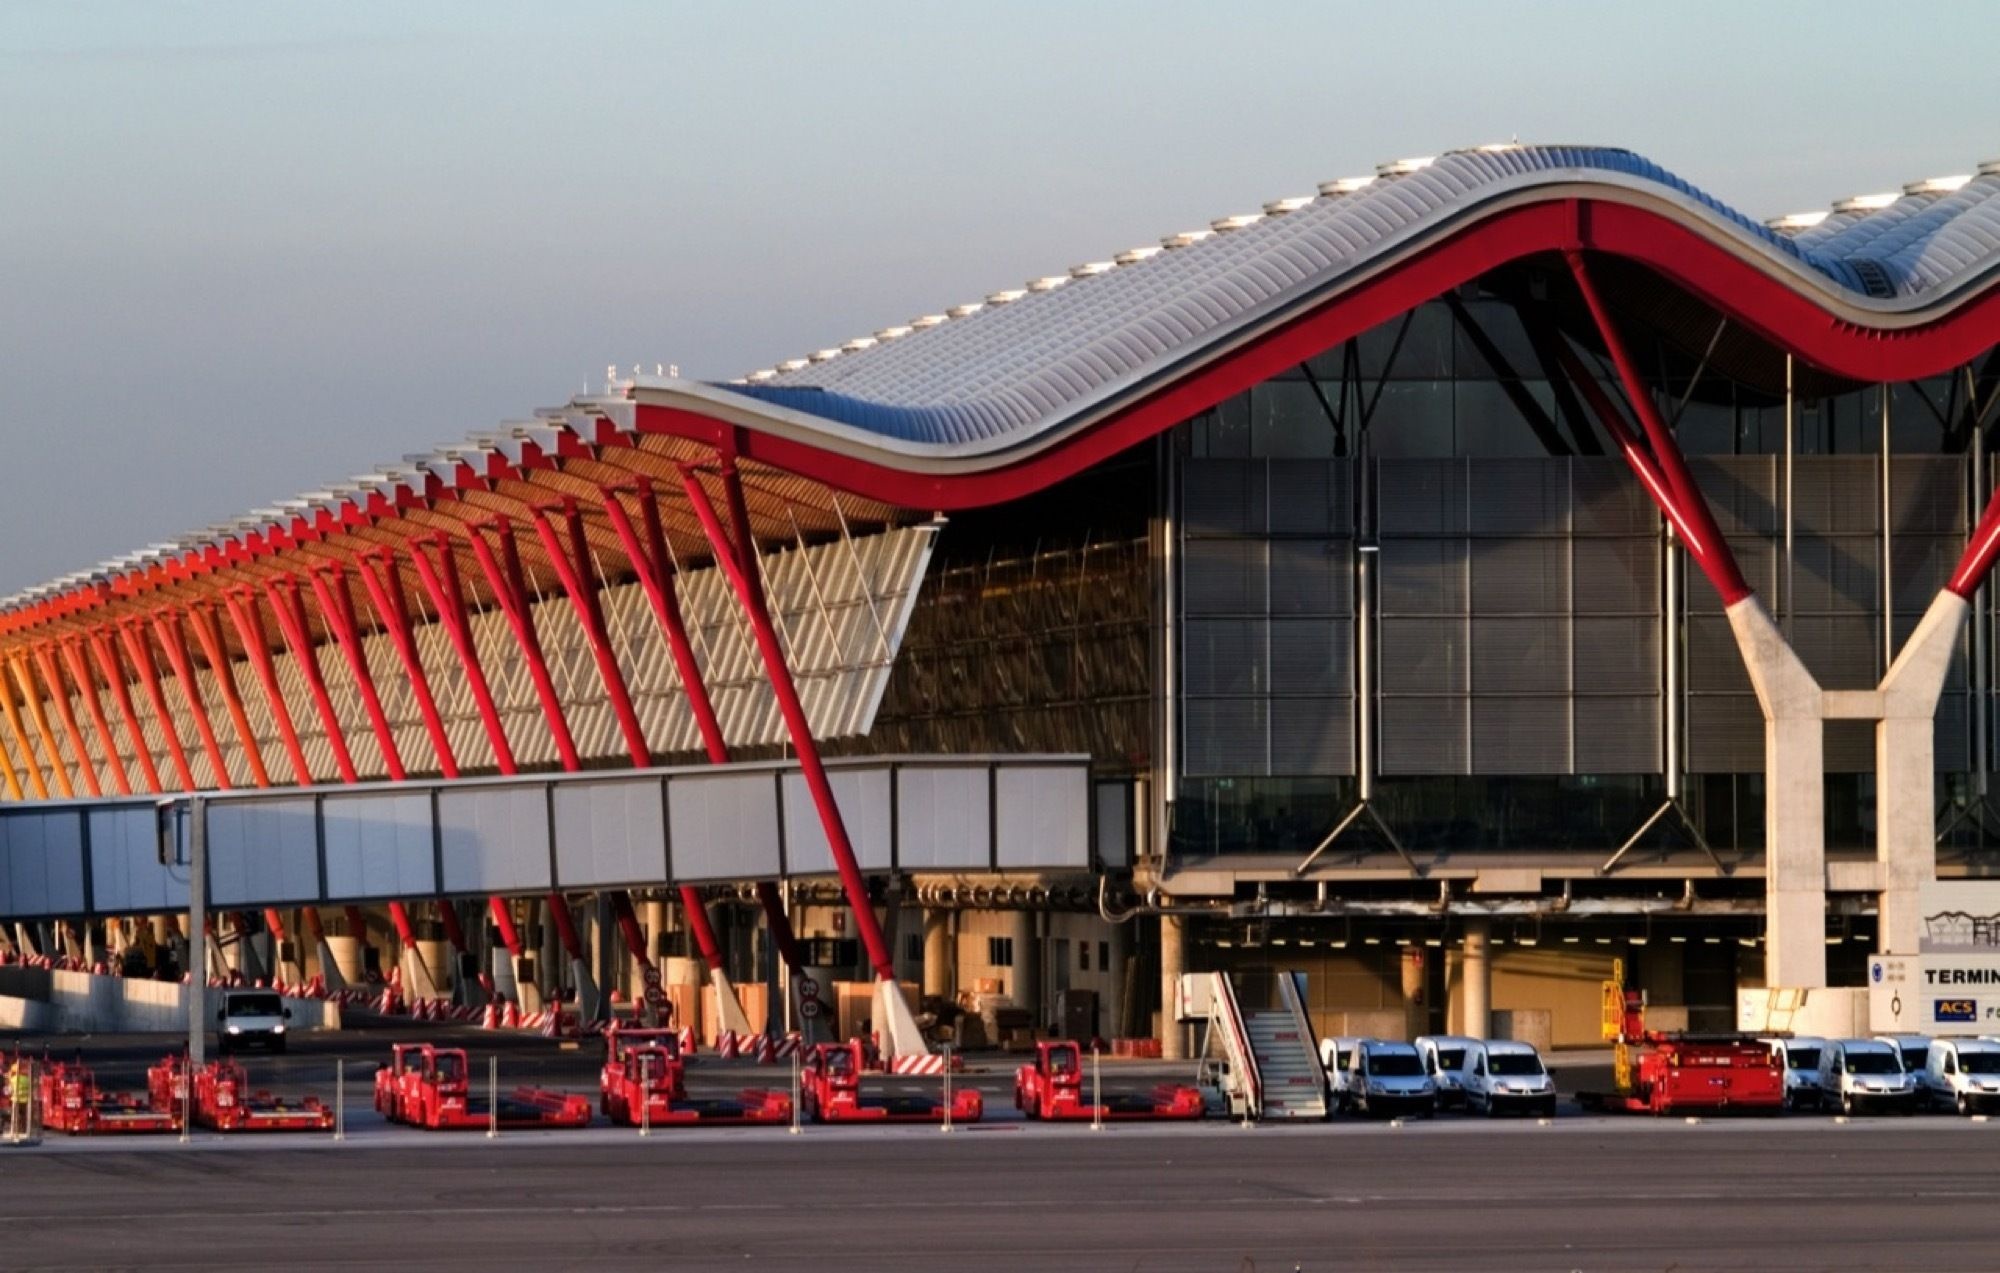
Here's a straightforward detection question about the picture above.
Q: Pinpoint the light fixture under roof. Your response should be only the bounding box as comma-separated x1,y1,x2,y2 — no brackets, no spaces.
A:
1263,195,1314,215
1162,229,1213,249
875,324,913,340
1377,156,1436,176
1905,174,1974,194
841,336,877,352
1833,191,1901,212
1319,175,1376,196
745,369,776,382
1114,245,1163,265
1768,210,1830,230
1210,213,1263,232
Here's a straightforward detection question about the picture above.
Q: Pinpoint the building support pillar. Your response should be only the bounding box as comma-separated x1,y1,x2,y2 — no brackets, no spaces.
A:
1159,912,1187,1061
922,909,953,1000
1461,918,1492,1040
1401,945,1428,1041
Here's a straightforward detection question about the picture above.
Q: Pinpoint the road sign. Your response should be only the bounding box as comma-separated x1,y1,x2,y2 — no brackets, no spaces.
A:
797,976,819,1000
799,997,821,1019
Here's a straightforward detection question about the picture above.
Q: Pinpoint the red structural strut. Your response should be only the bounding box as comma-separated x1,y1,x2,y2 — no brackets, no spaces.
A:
355,551,459,778
407,538,516,773
603,481,804,974
464,520,580,771
150,611,233,789
60,639,131,796
679,461,897,982
31,645,100,797
185,604,271,787
11,656,75,798
220,590,313,787
1950,485,2000,599
306,566,408,780
263,578,359,784
121,622,195,792
527,503,650,766
1566,251,1751,606
88,631,162,794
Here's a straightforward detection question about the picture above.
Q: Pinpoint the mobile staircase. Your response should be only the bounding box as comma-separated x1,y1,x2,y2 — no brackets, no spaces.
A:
1197,971,1326,1121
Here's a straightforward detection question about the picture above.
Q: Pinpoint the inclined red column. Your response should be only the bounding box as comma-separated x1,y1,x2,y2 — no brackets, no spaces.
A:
60,639,132,796
119,622,195,792
678,462,897,983
88,631,162,794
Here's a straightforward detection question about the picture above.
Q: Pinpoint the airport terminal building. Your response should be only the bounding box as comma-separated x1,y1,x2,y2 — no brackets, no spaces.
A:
4,145,2000,1049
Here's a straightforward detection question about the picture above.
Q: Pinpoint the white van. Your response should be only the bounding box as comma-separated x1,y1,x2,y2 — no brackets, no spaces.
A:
1760,1036,1828,1111
1875,1034,1933,1079
1345,1040,1437,1117
1319,1036,1363,1112
1460,1040,1556,1117
1414,1035,1479,1110
215,988,291,1054
1921,1038,2000,1114
1817,1038,1919,1115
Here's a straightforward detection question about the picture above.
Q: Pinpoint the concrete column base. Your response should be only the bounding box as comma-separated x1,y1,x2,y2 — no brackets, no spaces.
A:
709,968,754,1036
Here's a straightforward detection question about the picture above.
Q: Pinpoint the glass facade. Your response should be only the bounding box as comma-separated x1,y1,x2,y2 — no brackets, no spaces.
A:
1166,273,2000,862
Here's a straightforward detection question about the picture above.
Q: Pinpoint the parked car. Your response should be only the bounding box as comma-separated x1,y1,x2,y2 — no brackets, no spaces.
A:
1760,1036,1828,1110
1414,1035,1479,1109
215,988,291,1055
1319,1036,1363,1112
1345,1040,1436,1117
1875,1034,1934,1079
1921,1038,2000,1114
1817,1038,1918,1115
1460,1039,1556,1117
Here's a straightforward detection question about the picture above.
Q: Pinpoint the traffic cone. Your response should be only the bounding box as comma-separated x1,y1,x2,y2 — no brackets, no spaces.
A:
503,1001,521,1029
758,1034,776,1065
481,1002,499,1030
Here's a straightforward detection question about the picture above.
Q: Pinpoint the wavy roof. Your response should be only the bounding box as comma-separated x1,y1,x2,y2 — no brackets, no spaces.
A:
10,143,2000,620
643,144,2000,461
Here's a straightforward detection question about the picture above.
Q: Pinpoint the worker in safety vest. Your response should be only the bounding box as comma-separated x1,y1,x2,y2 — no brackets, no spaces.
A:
5,1056,28,1136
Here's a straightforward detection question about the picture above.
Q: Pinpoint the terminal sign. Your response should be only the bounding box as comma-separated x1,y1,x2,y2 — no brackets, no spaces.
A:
1870,952,2000,1031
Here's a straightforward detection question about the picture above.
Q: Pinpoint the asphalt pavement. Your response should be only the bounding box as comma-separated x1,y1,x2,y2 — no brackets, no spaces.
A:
3,1028,1989,1270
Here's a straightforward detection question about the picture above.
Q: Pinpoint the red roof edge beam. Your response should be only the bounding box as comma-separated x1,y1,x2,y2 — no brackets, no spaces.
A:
679,458,930,1055
59,639,131,796
30,644,100,797
88,631,163,795
594,482,763,1035
120,621,196,792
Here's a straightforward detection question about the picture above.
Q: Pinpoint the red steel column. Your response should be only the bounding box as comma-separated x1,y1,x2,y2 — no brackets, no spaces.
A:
1566,251,1750,604
407,537,516,774
60,639,131,796
220,590,313,787
184,603,271,787
30,646,100,797
527,503,650,766
0,671,50,800
262,578,359,783
306,566,408,780
89,631,163,794
464,520,579,770
9,657,75,798
604,483,803,974
0,717,24,801
355,550,459,778
678,462,896,982
122,621,197,791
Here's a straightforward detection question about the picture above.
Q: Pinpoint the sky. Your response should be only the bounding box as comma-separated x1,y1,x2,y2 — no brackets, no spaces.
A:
1,0,1996,595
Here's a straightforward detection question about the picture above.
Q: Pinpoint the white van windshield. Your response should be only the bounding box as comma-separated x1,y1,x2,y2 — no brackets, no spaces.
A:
1846,1052,1899,1075
1489,1054,1543,1077
1368,1053,1423,1077
1434,1049,1467,1071
1785,1048,1820,1072
1962,1053,2000,1075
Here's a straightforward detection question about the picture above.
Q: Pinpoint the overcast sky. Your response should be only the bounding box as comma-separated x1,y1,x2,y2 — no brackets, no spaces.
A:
2,1,1995,595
